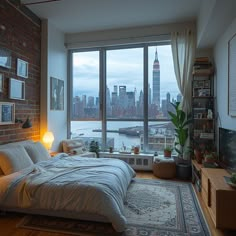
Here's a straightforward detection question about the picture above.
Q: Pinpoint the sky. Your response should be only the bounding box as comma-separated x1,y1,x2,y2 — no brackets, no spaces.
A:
72,45,180,102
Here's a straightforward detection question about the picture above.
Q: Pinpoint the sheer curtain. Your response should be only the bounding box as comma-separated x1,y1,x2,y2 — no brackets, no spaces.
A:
171,29,196,113
171,29,196,159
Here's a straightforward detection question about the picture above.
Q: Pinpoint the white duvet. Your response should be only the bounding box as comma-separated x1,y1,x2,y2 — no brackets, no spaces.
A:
0,155,136,232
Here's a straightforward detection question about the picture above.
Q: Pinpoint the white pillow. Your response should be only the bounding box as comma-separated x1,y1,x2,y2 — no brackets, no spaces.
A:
0,146,33,175
62,139,85,154
71,146,87,155
0,140,34,149
24,142,50,163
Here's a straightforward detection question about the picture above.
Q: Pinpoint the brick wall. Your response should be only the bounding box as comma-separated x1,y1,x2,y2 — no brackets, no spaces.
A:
0,0,41,144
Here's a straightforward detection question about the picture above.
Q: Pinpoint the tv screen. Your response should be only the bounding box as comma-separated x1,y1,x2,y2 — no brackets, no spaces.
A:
219,127,236,172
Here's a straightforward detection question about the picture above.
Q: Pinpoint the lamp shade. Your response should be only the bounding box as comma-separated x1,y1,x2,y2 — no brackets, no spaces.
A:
42,131,54,150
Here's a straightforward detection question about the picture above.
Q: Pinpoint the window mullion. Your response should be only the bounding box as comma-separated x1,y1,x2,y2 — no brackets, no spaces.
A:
143,45,149,152
100,49,106,151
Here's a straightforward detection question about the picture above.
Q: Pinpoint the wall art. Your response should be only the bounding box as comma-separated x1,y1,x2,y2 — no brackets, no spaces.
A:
0,102,15,125
50,77,64,110
17,58,28,78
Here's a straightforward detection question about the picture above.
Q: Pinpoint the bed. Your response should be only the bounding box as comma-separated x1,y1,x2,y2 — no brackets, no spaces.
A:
0,140,136,232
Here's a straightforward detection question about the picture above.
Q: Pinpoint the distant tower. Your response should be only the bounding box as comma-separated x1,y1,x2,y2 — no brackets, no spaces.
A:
152,48,160,109
114,85,118,94
177,93,182,102
119,85,127,108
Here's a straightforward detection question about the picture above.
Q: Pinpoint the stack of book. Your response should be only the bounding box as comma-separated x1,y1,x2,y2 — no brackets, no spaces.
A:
192,57,214,75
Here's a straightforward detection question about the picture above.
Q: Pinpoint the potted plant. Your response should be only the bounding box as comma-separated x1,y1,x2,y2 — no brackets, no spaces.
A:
89,140,100,157
230,173,236,184
168,101,192,179
203,152,216,164
164,146,172,158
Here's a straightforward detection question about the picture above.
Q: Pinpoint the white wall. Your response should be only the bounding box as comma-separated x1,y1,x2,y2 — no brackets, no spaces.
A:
65,22,195,49
41,20,68,151
214,17,236,131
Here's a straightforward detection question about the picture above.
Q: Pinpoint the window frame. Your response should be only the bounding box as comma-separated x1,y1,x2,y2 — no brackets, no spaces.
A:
69,40,176,152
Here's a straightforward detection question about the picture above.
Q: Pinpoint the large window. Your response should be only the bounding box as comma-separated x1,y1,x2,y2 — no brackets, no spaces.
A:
70,43,180,153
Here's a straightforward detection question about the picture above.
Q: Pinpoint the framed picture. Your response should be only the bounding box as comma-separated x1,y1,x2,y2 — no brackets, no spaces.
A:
50,77,64,110
0,102,15,125
0,48,11,69
228,33,236,116
0,73,3,92
17,58,28,78
9,78,25,100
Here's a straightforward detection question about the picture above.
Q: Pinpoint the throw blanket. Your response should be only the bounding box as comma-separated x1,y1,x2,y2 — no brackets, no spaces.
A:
0,156,136,232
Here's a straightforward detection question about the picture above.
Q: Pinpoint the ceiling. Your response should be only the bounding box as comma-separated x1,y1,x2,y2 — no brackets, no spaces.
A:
20,0,201,33
20,0,236,49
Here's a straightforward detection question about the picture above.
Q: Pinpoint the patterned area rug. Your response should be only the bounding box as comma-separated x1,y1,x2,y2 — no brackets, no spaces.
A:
17,178,210,236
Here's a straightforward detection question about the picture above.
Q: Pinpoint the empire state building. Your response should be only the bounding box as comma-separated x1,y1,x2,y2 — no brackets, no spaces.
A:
152,49,160,108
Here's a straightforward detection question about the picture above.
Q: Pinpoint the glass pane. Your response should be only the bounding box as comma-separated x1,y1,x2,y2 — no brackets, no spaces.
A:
70,121,102,149
148,45,180,153
106,121,143,152
145,121,175,154
106,48,143,152
148,45,180,119
106,48,143,119
72,51,100,120
71,51,101,146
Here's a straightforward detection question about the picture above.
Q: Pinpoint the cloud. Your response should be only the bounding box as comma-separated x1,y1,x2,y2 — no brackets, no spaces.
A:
72,45,179,100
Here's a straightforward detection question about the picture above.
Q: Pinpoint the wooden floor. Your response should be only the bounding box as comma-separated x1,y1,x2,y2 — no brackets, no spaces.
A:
0,171,233,236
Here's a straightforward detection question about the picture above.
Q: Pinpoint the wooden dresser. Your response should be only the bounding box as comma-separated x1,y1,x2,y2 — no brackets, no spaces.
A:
201,168,236,229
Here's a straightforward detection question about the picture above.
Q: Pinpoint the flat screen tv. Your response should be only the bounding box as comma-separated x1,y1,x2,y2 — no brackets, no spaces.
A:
219,127,236,173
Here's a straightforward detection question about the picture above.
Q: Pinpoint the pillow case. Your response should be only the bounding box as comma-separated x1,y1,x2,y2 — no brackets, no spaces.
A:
62,139,85,154
71,146,87,155
24,142,50,163
0,146,33,175
0,140,34,149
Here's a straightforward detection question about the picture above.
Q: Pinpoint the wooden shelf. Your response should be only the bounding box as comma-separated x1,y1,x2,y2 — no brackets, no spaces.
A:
192,96,214,99
192,71,214,76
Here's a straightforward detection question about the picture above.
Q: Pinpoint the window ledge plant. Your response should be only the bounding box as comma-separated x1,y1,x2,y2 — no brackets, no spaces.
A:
164,146,172,158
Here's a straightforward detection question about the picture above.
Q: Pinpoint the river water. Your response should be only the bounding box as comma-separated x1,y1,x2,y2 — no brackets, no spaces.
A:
71,120,170,150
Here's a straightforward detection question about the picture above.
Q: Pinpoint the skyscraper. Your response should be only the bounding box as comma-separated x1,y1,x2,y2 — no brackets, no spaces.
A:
152,48,160,109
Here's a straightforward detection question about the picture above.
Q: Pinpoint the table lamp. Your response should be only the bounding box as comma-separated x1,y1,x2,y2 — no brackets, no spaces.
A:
42,131,54,151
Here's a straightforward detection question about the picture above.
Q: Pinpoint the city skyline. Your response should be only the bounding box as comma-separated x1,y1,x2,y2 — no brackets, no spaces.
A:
72,45,179,102
72,46,181,120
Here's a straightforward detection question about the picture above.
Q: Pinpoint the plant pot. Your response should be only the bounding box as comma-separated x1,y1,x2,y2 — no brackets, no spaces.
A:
164,150,171,158
176,162,192,180
134,146,139,154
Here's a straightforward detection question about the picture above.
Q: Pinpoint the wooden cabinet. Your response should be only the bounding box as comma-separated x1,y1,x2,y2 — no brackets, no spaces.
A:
201,168,236,229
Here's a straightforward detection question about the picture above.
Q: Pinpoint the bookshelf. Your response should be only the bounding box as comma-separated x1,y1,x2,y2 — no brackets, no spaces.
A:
191,57,215,166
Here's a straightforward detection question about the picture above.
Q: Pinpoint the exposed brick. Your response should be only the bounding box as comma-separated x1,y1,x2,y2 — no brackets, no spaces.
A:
0,0,41,144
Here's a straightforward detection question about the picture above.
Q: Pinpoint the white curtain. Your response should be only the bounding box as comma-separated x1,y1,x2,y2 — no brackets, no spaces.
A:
171,29,196,113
